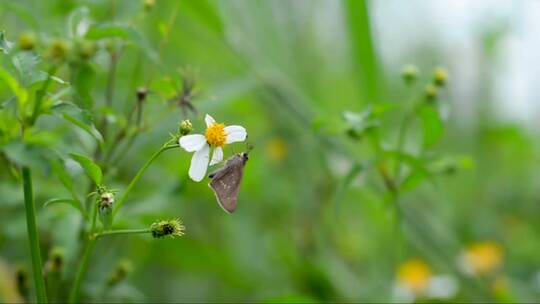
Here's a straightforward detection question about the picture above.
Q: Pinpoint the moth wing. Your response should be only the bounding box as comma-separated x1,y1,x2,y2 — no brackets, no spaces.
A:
209,161,244,213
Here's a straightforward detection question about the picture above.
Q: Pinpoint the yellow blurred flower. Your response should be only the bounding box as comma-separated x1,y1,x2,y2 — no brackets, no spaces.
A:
397,259,432,294
461,241,503,275
265,137,288,162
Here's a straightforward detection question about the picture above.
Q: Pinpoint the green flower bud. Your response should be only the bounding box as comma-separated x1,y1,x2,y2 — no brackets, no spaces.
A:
144,0,156,11
179,119,193,136
106,260,132,288
433,66,448,87
401,64,419,85
98,192,115,229
424,83,438,102
76,40,97,60
151,218,185,239
47,247,64,273
18,31,36,51
46,38,69,60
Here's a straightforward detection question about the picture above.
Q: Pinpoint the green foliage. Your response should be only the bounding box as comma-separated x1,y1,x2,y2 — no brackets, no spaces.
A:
0,1,538,303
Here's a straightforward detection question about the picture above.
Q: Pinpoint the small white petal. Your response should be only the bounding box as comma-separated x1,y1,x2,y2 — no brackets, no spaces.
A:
427,275,458,299
209,147,223,166
225,125,247,144
205,114,216,127
189,144,210,182
179,134,206,152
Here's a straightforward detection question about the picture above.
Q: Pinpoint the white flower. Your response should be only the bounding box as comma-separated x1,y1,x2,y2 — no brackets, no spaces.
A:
179,114,247,182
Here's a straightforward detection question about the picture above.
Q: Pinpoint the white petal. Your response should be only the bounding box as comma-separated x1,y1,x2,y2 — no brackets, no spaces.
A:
179,134,206,152
189,144,210,182
205,114,216,127
209,147,223,166
225,125,247,144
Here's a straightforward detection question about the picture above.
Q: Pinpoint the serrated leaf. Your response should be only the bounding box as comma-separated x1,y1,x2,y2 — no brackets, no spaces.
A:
44,198,86,217
419,104,444,149
50,102,103,142
69,153,102,186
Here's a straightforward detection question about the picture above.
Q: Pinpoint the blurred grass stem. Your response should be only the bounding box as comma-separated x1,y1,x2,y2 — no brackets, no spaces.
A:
22,167,48,303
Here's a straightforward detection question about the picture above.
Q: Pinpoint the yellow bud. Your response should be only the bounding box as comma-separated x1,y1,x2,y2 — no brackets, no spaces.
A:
18,31,36,51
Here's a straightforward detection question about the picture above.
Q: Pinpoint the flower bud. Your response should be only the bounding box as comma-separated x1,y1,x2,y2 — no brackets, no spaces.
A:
98,192,115,229
15,266,30,300
179,119,193,136
106,260,132,288
18,31,36,51
46,247,64,273
433,66,448,87
424,83,438,102
46,38,69,61
401,64,419,85
151,218,185,238
76,40,97,60
144,0,156,11
136,87,148,102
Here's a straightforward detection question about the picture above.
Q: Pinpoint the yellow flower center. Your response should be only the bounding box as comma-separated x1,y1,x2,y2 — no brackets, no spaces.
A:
205,123,226,147
397,259,432,294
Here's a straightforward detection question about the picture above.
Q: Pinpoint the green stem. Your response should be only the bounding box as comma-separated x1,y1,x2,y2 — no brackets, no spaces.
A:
112,143,179,217
93,228,151,239
68,238,96,303
22,167,48,303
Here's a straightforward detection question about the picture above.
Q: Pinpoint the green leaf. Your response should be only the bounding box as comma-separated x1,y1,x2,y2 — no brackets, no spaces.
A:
69,153,102,186
51,159,74,193
44,198,86,216
0,30,14,54
0,67,29,112
72,62,95,109
419,104,444,149
1,140,51,171
50,102,103,142
334,161,366,212
67,6,90,38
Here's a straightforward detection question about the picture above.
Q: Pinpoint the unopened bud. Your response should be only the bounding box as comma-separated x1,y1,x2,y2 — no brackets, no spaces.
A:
151,218,185,239
15,266,30,299
46,38,69,60
179,119,193,135
401,64,419,85
144,0,156,11
18,31,36,51
136,87,148,102
424,84,438,102
76,40,97,60
106,260,132,287
433,66,448,87
98,192,115,229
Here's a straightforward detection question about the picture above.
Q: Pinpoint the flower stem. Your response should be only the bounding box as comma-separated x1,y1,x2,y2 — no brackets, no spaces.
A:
93,228,151,239
112,143,179,217
68,238,96,303
22,167,48,303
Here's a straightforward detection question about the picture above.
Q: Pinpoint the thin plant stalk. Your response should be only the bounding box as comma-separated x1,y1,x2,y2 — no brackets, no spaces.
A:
22,167,48,303
69,142,178,302
93,228,151,239
112,142,179,217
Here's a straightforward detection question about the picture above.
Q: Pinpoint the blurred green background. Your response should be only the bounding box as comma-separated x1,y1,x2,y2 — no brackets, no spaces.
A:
1,0,540,302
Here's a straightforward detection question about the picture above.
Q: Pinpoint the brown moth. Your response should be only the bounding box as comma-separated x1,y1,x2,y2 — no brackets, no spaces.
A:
208,152,249,213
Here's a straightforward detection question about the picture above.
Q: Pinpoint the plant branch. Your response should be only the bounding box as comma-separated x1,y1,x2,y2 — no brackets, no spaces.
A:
92,228,151,239
112,142,179,218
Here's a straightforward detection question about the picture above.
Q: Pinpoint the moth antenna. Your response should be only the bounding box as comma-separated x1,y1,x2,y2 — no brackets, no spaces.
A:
245,142,254,153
